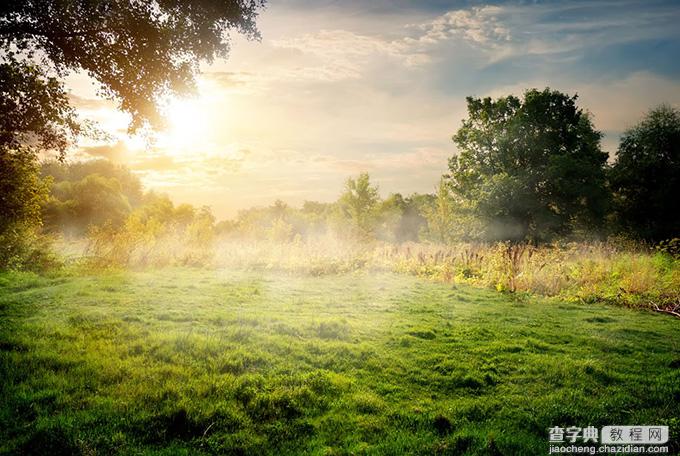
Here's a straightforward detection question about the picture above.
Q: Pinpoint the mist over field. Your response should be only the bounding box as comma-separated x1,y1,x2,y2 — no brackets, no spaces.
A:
1,1,680,455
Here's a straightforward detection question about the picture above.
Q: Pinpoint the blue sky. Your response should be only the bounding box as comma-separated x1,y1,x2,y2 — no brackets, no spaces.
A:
68,0,680,218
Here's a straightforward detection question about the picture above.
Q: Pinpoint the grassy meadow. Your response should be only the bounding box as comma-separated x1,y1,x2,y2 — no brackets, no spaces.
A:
1,267,679,455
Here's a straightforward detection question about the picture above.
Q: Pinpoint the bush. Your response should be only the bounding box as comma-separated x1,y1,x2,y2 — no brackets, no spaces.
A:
85,199,216,268
0,148,54,270
0,225,60,271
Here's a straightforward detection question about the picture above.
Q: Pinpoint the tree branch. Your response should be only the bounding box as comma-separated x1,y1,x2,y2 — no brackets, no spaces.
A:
0,22,114,40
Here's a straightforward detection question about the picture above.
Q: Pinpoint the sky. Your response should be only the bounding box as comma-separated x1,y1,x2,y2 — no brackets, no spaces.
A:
65,0,680,220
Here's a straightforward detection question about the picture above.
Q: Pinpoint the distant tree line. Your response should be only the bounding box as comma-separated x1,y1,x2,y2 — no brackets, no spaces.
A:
213,93,680,245
1,91,679,269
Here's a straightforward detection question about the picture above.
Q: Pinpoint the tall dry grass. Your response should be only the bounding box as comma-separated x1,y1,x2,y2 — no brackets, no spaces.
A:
385,241,679,309
79,225,680,310
210,238,679,309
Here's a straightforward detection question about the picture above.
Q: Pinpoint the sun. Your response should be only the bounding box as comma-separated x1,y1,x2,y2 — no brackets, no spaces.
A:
162,97,210,154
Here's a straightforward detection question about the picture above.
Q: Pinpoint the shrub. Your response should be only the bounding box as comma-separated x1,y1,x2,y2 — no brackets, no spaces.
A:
85,201,216,268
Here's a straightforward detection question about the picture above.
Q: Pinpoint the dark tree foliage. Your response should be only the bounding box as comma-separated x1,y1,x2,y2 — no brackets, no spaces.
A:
0,0,265,132
448,88,609,242
610,105,680,241
0,149,48,237
0,59,80,155
0,147,51,267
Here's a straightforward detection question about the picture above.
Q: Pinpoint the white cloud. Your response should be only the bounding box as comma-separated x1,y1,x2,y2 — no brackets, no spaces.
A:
270,28,430,82
263,5,516,82
266,6,513,81
415,6,511,48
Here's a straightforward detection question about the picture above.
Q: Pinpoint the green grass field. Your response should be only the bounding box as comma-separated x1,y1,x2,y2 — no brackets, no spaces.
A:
1,268,679,455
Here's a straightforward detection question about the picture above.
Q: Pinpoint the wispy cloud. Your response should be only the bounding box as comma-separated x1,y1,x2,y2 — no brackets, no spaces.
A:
202,71,253,89
413,6,511,48
270,29,427,81
266,6,513,80
80,141,129,162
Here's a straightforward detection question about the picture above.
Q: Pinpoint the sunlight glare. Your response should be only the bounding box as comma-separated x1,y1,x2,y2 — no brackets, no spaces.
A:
163,97,210,154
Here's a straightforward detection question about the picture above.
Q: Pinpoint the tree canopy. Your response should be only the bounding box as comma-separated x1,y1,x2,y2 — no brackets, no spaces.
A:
610,105,680,241
448,88,609,242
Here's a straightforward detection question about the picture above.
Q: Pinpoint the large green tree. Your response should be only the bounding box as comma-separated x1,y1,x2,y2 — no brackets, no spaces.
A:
0,57,82,267
610,105,680,241
448,88,609,242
